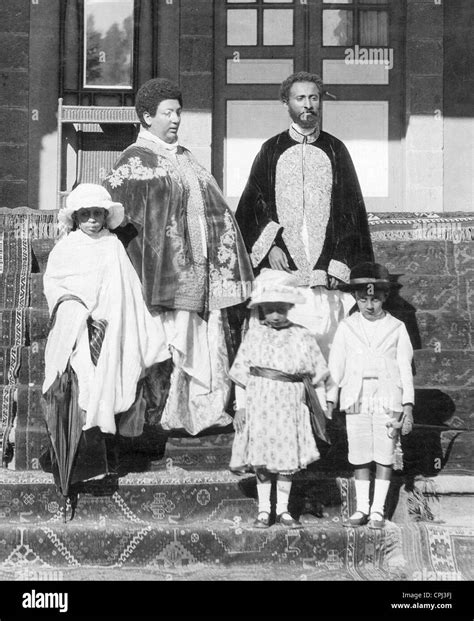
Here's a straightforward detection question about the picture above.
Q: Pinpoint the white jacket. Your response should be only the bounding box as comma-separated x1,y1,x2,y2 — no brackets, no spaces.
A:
327,312,414,413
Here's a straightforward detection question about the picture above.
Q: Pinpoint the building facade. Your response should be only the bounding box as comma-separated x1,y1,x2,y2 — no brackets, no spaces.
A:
0,0,472,213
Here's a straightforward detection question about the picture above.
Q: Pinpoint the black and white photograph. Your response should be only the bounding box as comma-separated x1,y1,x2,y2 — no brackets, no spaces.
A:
0,0,472,617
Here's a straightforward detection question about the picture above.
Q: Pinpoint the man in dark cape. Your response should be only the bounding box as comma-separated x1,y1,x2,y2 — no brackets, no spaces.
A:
235,72,374,359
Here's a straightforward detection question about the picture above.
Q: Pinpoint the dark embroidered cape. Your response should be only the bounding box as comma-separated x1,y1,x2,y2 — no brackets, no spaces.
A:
235,128,374,286
104,139,253,314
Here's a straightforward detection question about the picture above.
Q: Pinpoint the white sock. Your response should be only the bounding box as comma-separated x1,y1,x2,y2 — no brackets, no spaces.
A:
276,479,292,515
257,480,272,514
354,479,370,515
370,479,390,516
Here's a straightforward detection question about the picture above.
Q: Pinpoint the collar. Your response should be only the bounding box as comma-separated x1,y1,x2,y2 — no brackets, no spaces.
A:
289,123,320,144
138,127,179,154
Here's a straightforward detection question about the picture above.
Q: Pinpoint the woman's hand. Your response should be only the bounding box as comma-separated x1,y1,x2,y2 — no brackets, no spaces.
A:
268,246,291,273
328,276,343,290
233,408,247,433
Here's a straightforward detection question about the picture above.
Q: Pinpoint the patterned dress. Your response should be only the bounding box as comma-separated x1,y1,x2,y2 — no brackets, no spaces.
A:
229,322,329,475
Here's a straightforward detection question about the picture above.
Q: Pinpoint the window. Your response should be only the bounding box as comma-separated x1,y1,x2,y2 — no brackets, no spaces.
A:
322,0,389,47
84,0,135,89
59,0,159,106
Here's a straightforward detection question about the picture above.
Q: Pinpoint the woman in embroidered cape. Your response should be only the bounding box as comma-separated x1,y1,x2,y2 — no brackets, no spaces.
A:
42,184,170,507
103,78,253,436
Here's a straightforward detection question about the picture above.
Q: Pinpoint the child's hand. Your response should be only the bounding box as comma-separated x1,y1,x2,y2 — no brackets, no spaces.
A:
326,402,334,420
233,408,246,433
401,404,414,435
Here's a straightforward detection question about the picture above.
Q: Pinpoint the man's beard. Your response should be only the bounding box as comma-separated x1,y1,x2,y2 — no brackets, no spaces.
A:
289,108,320,131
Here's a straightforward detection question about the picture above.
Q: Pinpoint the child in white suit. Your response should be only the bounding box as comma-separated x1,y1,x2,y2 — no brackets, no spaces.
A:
327,262,414,529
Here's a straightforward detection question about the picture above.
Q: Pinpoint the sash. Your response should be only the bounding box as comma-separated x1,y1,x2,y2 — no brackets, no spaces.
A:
249,366,331,445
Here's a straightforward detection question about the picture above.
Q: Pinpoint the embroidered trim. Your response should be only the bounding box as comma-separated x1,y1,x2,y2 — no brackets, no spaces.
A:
209,211,251,309
328,260,351,283
176,152,207,263
293,269,327,288
105,155,180,188
289,124,321,144
275,145,332,275
250,221,283,268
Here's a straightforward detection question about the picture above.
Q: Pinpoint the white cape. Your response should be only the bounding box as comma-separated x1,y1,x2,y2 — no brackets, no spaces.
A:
43,229,170,435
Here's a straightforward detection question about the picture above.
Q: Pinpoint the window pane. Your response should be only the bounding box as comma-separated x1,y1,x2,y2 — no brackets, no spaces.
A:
323,0,352,3
227,9,257,45
323,10,353,46
361,0,388,4
227,0,256,3
227,58,294,83
263,9,294,45
360,10,388,46
263,0,294,3
323,59,389,84
84,0,134,89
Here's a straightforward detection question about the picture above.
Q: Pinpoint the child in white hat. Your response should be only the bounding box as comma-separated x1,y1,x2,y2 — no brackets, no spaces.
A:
42,184,170,485
230,269,333,528
328,262,414,529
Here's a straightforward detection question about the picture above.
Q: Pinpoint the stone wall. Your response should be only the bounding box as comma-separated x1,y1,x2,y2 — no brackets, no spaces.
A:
405,0,444,212
0,0,30,208
177,0,214,170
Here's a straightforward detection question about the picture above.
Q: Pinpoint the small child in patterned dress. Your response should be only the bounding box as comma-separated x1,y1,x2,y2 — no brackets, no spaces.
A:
327,262,414,529
230,269,333,528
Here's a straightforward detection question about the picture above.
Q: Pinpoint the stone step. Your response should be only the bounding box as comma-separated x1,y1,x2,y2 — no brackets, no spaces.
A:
0,469,352,525
8,383,473,473
0,515,400,570
411,475,474,526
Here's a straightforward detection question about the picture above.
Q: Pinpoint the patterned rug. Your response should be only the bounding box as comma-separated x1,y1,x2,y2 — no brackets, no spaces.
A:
0,208,57,466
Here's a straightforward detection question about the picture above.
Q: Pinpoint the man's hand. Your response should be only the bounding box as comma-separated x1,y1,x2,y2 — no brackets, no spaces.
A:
326,401,334,420
233,408,247,433
328,276,343,290
268,246,291,273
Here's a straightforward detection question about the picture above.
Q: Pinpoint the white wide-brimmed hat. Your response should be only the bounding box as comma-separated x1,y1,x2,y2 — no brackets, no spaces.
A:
59,184,124,230
248,268,305,308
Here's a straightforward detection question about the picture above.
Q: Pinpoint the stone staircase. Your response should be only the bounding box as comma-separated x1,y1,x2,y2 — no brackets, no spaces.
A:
0,208,472,580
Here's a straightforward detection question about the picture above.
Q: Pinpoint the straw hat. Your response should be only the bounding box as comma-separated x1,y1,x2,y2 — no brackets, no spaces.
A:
248,269,305,308
59,184,124,230
339,262,391,293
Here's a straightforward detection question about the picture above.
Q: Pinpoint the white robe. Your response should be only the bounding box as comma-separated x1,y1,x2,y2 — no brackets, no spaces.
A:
43,229,170,435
